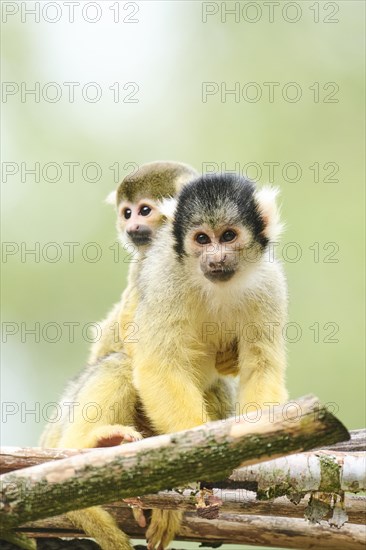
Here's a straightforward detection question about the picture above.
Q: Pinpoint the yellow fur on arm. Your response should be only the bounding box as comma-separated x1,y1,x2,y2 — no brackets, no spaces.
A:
238,340,288,409
133,353,210,433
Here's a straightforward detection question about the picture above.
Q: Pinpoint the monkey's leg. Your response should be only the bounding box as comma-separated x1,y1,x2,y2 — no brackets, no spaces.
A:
146,510,183,550
57,352,142,448
42,353,143,550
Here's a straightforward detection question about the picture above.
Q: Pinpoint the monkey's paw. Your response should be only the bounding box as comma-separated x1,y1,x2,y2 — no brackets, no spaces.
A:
146,509,182,550
89,424,143,447
123,497,148,528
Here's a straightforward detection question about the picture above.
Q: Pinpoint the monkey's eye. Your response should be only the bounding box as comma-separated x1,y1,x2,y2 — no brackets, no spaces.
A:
140,205,152,216
221,230,237,242
195,233,211,245
123,208,132,220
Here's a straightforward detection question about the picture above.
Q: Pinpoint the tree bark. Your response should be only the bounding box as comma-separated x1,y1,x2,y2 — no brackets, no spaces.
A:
320,429,365,452
0,395,349,531
1,428,363,474
228,451,366,494
15,512,366,550
14,489,365,531
2,450,364,524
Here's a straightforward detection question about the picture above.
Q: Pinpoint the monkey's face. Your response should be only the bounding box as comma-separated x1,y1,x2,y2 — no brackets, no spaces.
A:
118,198,163,247
173,173,282,286
185,223,253,283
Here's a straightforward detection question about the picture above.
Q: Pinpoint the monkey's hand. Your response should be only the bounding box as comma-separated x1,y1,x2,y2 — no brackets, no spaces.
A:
146,509,182,550
84,424,143,448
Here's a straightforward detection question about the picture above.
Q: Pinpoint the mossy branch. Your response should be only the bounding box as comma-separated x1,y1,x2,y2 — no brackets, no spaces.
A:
1,395,349,533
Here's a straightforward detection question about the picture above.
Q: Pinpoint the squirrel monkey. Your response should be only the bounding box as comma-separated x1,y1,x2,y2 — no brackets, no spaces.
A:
40,160,200,449
130,172,288,549
89,160,200,365
133,172,288,433
39,161,204,550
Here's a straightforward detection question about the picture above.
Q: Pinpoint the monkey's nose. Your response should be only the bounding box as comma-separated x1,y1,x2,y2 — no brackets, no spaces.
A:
127,224,140,234
209,255,227,269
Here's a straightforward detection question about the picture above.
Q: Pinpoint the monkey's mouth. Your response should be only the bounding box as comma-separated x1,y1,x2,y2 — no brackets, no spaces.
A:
128,232,152,246
204,269,235,283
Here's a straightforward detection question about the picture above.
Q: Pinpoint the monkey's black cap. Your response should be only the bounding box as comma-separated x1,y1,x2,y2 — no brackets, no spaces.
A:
173,173,268,257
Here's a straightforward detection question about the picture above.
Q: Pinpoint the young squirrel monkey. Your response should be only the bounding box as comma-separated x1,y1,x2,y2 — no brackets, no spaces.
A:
39,161,204,550
132,173,288,549
89,160,200,365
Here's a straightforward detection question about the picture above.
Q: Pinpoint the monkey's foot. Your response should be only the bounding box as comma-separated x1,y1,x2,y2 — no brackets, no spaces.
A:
89,424,143,448
123,498,148,528
146,510,182,550
132,507,147,528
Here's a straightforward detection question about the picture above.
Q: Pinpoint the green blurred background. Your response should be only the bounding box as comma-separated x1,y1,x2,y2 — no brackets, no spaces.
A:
1,0,365,453
1,2,365,549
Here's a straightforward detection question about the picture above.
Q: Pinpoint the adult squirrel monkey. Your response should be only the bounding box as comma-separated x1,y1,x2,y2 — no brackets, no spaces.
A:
132,173,288,549
134,172,288,433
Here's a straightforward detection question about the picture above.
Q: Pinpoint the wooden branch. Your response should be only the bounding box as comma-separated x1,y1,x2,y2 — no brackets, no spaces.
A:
179,513,366,550
320,429,365,452
2,449,364,495
2,449,364,524
228,450,366,495
121,489,366,523
184,513,365,550
15,489,365,530
1,395,349,532
16,512,366,550
0,429,363,474
0,448,92,475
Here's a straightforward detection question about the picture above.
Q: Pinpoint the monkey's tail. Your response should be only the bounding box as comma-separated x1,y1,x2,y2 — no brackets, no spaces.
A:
68,507,133,550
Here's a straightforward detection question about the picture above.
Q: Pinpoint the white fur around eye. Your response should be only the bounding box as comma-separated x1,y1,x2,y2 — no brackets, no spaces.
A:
157,197,178,221
255,186,284,241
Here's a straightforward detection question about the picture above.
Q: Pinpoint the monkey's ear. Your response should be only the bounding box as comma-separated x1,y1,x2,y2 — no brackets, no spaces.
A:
255,186,284,241
157,197,178,221
105,190,117,206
